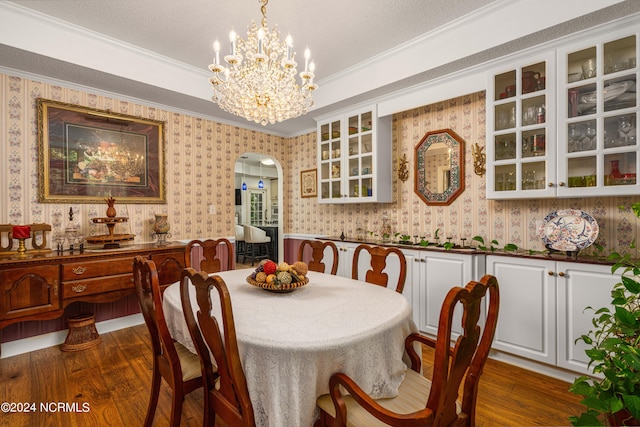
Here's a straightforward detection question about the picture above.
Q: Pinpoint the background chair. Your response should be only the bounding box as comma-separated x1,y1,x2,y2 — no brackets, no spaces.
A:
184,238,233,273
316,274,500,427
297,240,339,275
352,244,407,293
132,256,202,427
243,225,271,265
235,224,246,264
180,268,256,427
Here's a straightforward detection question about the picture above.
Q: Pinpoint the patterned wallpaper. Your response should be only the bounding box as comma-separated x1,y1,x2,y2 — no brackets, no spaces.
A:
288,92,640,257
1,73,286,244
1,72,639,257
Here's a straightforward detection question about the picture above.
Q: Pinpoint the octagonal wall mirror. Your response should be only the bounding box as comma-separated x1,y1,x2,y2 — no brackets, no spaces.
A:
414,128,465,206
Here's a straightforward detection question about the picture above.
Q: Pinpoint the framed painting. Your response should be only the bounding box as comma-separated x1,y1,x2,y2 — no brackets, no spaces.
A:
37,99,166,203
300,169,317,198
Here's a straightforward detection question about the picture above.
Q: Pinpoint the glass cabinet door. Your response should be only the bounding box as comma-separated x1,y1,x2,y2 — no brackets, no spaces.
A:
317,106,391,204
487,53,556,199
558,31,639,196
347,110,374,199
319,119,343,201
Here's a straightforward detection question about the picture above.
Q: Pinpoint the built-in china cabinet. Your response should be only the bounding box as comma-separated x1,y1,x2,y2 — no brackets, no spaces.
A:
486,52,556,199
556,29,639,197
316,105,392,203
487,28,639,199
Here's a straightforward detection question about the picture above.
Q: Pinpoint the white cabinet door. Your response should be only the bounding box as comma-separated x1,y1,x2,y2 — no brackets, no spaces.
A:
556,261,618,374
486,52,557,199
420,252,478,337
556,28,640,197
335,241,357,278
317,105,392,203
486,255,557,365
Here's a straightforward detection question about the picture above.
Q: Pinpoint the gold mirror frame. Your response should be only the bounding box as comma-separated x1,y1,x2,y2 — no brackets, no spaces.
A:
414,128,465,206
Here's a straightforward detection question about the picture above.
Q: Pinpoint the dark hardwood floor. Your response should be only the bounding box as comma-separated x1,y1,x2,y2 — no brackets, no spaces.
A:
0,323,585,427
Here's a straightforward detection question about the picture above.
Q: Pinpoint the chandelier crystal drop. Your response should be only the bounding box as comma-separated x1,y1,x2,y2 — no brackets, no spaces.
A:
208,0,318,126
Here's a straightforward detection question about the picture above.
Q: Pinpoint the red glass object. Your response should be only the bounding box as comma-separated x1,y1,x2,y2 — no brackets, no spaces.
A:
609,160,623,179
12,225,31,239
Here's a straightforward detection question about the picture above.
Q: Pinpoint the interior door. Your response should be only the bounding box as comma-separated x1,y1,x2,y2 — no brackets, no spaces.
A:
247,189,267,225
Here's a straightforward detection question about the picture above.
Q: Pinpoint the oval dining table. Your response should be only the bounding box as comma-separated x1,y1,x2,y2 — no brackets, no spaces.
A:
162,268,418,427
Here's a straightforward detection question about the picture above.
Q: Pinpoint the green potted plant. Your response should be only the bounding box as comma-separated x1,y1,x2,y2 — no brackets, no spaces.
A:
568,204,640,426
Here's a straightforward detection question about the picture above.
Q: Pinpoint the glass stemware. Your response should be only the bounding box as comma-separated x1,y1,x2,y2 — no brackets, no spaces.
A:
618,116,633,144
568,124,583,152
584,123,596,150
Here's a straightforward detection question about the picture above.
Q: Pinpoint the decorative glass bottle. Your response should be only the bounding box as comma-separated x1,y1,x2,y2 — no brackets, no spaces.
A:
380,214,392,243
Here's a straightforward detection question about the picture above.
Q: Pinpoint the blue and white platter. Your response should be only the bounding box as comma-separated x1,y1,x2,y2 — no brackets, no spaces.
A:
540,209,599,252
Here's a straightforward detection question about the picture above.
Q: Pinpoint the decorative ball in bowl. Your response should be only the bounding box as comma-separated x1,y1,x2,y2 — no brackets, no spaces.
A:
246,260,309,293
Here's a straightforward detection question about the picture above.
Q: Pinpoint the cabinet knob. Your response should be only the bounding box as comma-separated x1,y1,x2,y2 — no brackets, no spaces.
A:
72,284,87,293
72,266,87,275
548,271,554,276
558,182,565,187
558,272,565,277
548,182,554,187
420,258,426,262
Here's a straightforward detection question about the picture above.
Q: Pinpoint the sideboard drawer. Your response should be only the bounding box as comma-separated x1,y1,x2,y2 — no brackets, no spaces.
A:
62,257,135,280
62,274,133,299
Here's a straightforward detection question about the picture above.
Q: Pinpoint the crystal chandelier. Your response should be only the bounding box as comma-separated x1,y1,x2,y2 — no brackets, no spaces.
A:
208,0,318,126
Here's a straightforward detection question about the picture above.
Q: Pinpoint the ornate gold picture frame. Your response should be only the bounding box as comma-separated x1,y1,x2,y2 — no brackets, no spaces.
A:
37,99,166,203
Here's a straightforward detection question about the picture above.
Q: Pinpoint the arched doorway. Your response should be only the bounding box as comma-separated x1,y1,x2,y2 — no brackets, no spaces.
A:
234,153,283,262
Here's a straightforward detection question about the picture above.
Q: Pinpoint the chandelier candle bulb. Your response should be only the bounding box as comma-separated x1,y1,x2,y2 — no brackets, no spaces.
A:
213,40,220,65
304,47,310,71
230,30,236,55
257,28,264,54
286,34,293,60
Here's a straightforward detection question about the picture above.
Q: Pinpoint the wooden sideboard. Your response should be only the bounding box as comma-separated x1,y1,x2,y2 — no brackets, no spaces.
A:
0,243,186,355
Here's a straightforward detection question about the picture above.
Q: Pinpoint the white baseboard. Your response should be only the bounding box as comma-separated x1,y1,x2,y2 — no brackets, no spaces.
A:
488,350,582,384
1,313,144,359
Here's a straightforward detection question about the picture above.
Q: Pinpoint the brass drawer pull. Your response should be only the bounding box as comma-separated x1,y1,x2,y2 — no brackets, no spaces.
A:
72,266,87,275
72,284,87,293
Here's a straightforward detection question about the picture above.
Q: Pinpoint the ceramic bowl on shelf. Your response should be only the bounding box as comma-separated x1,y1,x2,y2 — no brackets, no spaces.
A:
568,72,582,82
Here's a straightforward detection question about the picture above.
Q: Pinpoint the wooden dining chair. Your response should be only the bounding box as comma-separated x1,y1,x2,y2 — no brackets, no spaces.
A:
352,244,407,293
180,268,256,427
315,274,500,427
132,256,202,427
184,238,233,273
297,240,339,275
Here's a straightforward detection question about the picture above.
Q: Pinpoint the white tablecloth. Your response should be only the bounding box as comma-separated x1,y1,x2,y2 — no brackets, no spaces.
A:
162,269,418,427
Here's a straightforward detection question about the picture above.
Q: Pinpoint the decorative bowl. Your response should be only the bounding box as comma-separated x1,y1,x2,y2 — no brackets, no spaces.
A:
246,275,309,293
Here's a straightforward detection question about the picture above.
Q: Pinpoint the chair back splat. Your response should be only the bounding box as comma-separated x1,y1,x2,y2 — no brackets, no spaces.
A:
185,238,233,273
297,240,339,275
352,244,407,293
181,268,256,427
132,256,202,427
316,274,500,427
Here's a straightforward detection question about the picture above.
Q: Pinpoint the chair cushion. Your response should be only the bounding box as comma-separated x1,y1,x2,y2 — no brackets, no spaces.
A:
316,369,461,427
175,341,203,381
245,225,270,243
235,225,244,241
